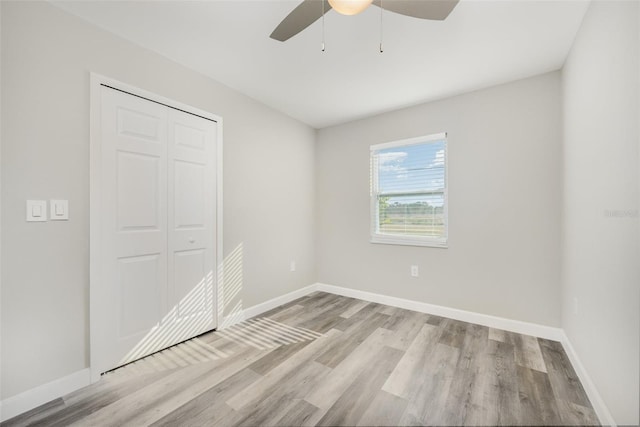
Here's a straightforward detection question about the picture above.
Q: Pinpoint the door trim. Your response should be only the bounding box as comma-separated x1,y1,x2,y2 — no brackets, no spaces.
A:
89,73,224,383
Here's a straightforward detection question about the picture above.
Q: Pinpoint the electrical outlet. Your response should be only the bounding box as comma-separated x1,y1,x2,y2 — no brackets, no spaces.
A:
290,261,296,272
410,265,419,277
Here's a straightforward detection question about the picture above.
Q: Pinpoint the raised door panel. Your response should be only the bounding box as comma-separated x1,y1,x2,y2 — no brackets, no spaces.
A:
174,160,205,230
116,151,161,232
173,249,208,318
117,254,162,338
174,122,207,151
117,107,163,142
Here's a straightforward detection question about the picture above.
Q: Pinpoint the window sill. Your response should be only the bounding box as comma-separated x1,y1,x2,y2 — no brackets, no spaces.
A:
370,235,448,248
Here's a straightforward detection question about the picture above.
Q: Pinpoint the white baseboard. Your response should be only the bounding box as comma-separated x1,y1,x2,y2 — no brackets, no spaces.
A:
559,332,617,427
0,368,90,423
315,282,564,341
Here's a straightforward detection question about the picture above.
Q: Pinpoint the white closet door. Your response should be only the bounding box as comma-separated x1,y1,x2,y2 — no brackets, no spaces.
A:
167,108,217,343
95,86,217,375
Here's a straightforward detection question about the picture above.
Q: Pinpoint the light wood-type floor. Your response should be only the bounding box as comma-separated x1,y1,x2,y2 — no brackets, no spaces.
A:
3,292,599,426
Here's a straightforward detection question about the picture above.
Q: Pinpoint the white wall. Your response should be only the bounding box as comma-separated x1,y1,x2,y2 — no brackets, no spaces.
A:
561,1,639,425
316,72,563,327
0,1,315,400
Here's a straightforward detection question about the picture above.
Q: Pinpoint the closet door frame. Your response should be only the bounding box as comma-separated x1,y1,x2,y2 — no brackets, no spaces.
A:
89,73,223,383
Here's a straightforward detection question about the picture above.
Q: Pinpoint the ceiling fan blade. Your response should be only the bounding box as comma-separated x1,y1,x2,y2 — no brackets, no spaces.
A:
372,0,459,20
270,0,332,42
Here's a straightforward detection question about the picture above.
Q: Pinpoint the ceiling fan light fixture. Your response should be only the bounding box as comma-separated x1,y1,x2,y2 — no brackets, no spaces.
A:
328,0,374,16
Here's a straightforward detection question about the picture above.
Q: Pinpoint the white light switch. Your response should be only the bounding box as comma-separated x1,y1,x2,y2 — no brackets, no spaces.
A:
50,200,69,220
26,200,47,222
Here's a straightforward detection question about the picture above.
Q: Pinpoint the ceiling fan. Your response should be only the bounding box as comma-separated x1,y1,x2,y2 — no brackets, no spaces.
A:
270,0,459,42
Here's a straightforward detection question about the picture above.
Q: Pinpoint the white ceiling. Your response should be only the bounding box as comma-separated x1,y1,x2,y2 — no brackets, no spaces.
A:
51,0,589,128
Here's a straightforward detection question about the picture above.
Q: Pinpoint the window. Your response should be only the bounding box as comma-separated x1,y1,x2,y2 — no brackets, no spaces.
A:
370,132,448,247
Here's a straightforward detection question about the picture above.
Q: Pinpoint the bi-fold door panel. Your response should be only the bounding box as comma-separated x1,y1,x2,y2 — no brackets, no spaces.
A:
101,90,168,370
168,109,216,328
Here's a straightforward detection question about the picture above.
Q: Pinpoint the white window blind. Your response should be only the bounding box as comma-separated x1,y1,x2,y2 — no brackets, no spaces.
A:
370,132,448,247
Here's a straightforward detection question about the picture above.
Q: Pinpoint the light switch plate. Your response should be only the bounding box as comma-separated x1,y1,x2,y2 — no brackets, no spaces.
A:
50,199,69,220
26,200,47,222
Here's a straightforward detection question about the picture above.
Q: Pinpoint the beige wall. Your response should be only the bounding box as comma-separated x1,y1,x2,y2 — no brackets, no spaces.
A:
316,72,563,327
0,1,316,399
561,1,639,424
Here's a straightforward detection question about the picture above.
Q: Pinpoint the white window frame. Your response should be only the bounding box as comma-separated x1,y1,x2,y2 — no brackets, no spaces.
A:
370,132,448,248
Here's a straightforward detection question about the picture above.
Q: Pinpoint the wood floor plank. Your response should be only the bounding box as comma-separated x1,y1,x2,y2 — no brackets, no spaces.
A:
441,323,490,426
225,329,340,411
382,323,440,399
333,302,384,332
339,299,369,319
197,329,249,354
516,365,562,425
231,361,330,426
316,345,404,426
463,339,520,427
145,352,173,371
294,297,354,333
150,368,262,426
399,343,460,425
488,327,506,342
258,296,309,318
438,318,469,348
492,329,548,373
192,337,230,359
246,340,312,376
487,339,521,426
261,303,306,323
378,305,398,316
556,399,600,426
378,308,405,331
425,313,445,326
539,338,592,407
304,327,394,410
261,294,341,329
507,331,548,373
302,292,342,312
315,312,390,368
356,390,409,427
271,399,321,427
384,310,431,351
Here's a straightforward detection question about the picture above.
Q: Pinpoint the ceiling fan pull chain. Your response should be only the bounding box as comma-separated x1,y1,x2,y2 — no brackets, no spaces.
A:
322,0,326,52
379,0,384,53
